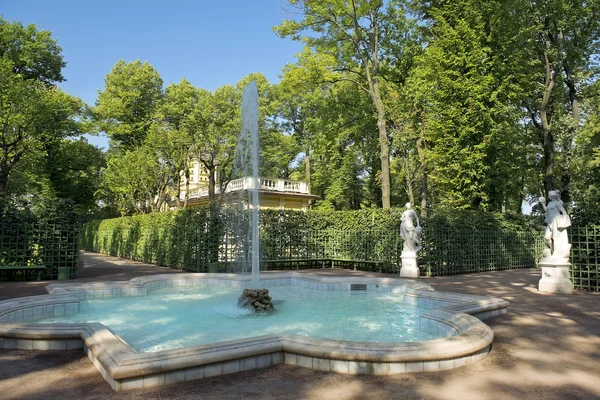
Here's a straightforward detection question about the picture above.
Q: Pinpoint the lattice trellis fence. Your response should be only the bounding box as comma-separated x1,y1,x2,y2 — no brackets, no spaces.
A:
0,221,79,280
571,225,600,291
83,208,600,288
420,226,545,276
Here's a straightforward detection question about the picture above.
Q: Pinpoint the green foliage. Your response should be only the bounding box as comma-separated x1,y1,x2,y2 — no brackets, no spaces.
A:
0,18,65,84
99,146,171,215
570,80,600,224
83,206,543,277
10,137,106,217
0,19,89,214
571,225,600,291
276,54,380,210
94,59,164,149
404,0,530,210
274,0,417,208
81,206,224,270
1,200,79,279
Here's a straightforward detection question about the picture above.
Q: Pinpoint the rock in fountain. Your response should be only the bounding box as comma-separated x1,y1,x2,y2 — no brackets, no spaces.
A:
238,288,273,312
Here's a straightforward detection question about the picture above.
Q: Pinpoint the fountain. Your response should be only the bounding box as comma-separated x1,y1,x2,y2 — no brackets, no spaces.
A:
239,81,261,289
0,86,510,392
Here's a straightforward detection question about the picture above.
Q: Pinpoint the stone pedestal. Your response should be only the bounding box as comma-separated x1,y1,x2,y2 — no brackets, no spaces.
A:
400,251,419,278
538,259,573,294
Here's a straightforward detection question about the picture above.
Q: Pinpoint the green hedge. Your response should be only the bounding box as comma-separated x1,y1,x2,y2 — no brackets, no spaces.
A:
81,206,544,276
80,207,224,270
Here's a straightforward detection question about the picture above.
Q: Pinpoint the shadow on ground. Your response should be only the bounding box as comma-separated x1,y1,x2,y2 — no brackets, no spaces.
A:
0,253,599,399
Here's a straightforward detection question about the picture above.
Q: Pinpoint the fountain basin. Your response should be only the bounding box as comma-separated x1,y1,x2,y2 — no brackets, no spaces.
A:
0,273,508,391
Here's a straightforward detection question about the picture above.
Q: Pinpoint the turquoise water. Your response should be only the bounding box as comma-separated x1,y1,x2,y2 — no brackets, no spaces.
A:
41,286,436,352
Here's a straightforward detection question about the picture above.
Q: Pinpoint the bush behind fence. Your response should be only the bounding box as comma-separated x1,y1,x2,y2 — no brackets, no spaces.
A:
0,221,79,279
571,225,600,291
81,206,555,278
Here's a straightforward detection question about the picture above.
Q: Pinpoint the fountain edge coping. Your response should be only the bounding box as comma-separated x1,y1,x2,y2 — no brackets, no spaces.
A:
0,272,508,388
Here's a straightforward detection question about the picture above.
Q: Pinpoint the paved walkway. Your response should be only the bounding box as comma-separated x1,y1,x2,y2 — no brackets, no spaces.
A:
0,252,599,400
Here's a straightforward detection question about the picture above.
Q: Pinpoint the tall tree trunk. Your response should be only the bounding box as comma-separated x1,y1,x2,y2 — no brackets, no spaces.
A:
45,142,58,195
561,59,578,207
208,165,216,204
404,155,415,207
304,148,311,194
541,48,555,197
516,176,525,214
370,79,391,208
0,167,8,212
174,174,182,209
416,137,428,218
183,170,189,208
0,166,9,199
564,75,580,124
0,149,24,205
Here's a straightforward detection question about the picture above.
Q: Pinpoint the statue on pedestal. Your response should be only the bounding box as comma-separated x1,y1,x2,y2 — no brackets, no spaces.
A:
400,202,422,253
399,202,422,278
538,190,573,294
539,191,571,261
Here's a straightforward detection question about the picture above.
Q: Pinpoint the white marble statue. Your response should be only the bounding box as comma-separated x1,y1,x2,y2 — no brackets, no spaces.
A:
539,191,571,261
400,202,422,253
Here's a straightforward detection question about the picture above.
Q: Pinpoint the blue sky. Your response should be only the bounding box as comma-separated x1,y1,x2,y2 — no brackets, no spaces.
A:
2,0,303,149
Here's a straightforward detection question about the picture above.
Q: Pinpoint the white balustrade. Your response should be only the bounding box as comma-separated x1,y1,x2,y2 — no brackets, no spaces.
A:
182,177,309,199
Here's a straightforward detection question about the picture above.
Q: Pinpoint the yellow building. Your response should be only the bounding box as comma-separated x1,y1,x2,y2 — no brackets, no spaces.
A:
179,159,319,211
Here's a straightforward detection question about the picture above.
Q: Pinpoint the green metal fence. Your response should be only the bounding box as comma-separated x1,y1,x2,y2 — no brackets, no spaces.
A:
80,209,600,291
571,225,600,291
0,221,79,280
261,228,401,265
421,226,545,276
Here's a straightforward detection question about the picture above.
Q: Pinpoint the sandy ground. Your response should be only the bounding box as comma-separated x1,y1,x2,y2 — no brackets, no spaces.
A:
0,251,599,400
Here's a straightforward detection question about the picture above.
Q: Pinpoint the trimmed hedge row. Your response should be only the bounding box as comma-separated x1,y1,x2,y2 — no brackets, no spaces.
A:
81,206,544,276
81,207,223,271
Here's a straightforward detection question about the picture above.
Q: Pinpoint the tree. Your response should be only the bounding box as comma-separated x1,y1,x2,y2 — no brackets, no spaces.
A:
95,60,164,149
24,137,105,216
404,0,543,211
515,0,600,203
0,18,104,218
155,78,199,207
0,18,65,84
0,58,83,205
306,79,376,209
100,146,171,215
144,124,192,208
184,85,240,204
50,138,105,214
0,18,70,205
570,79,600,222
275,0,414,208
275,49,336,192
6,136,105,218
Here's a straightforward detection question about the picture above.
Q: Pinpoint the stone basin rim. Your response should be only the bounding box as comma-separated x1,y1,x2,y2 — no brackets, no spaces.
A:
0,272,509,390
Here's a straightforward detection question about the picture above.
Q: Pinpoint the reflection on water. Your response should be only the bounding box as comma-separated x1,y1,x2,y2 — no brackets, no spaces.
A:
41,285,435,352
